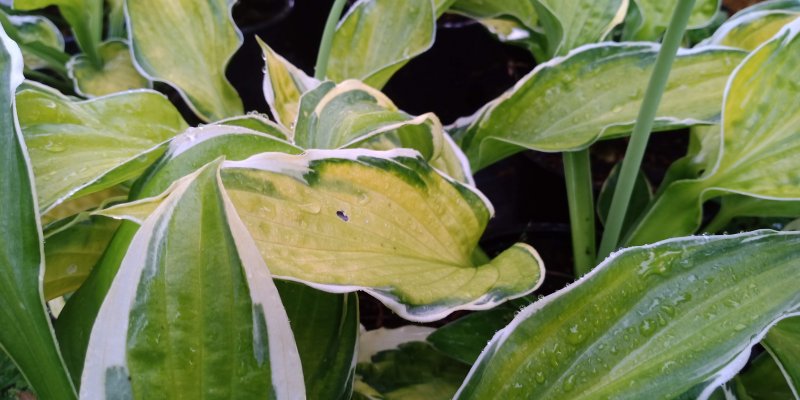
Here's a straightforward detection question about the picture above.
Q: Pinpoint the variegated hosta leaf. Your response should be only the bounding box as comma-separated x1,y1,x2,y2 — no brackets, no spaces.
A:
294,79,473,183
703,9,800,51
44,215,120,300
763,317,800,396
218,149,543,321
626,21,800,246
258,38,319,129
215,113,292,140
13,0,103,66
67,40,150,97
41,186,128,228
0,12,65,70
456,231,800,400
532,0,627,57
0,24,76,399
126,0,244,121
623,0,722,41
81,161,305,399
452,43,745,171
450,0,538,30
16,88,187,213
327,0,436,89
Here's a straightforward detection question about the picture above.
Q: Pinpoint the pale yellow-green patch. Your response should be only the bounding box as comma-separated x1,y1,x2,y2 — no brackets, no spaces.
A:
68,40,150,97
258,37,318,130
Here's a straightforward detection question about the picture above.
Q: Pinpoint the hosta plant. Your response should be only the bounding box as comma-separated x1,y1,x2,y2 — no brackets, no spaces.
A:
0,0,799,399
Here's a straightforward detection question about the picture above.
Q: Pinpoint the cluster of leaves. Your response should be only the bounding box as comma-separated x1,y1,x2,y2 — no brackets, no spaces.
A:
0,0,799,399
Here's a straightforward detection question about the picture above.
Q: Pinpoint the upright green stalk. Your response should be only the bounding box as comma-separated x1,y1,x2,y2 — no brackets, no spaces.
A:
315,0,349,80
564,150,596,276
597,0,697,261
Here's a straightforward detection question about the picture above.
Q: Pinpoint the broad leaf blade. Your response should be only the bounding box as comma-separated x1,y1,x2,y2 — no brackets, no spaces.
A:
80,162,305,399
258,38,318,129
327,0,436,89
126,0,244,121
625,0,722,41
704,10,800,51
454,43,745,170
533,0,627,57
219,149,544,321
13,0,102,65
0,12,66,70
0,23,75,399
456,231,800,399
67,40,150,97
17,88,187,212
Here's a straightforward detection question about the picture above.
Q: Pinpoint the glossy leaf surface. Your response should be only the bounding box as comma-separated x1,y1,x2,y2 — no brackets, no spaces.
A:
453,43,744,170
17,88,187,212
327,0,436,89
126,0,244,121
456,231,800,399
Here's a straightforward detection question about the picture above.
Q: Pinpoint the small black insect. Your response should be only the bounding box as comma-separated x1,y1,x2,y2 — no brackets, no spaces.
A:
336,210,349,222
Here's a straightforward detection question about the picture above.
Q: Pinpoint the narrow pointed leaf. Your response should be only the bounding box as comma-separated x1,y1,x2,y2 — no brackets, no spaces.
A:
13,0,102,65
704,10,800,51
327,0,436,89
68,40,150,97
16,88,187,212
80,162,305,399
0,23,76,399
126,0,244,121
532,0,627,57
219,149,544,321
627,21,800,246
453,43,745,170
624,0,722,41
456,231,800,400
763,317,800,396
258,38,319,129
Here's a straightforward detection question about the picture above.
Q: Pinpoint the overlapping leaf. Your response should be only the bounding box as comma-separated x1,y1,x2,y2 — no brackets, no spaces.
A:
81,161,305,399
626,20,800,246
763,317,800,396
259,38,319,129
452,43,745,170
703,9,799,51
68,40,150,97
624,0,722,41
16,88,187,212
0,11,66,70
456,231,800,399
0,23,75,400
532,0,627,57
327,0,436,89
126,0,244,121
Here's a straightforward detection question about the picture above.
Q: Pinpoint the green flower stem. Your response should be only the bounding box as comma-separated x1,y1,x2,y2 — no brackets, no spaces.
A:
314,0,349,80
564,149,596,276
597,0,697,261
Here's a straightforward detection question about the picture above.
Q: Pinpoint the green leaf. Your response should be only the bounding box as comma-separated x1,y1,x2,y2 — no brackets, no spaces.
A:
0,12,65,70
13,0,103,66
623,0,722,41
16,88,188,212
626,20,800,246
80,161,305,398
597,163,653,235
258,37,319,129
764,317,800,396
294,79,473,183
453,43,745,170
126,0,244,121
456,231,800,399
734,353,796,400
327,0,436,89
67,40,151,97
705,195,800,234
0,23,76,399
450,0,538,30
533,0,627,57
278,282,359,400
43,215,120,300
427,300,529,365
356,341,469,400
704,9,800,51
215,113,291,140
218,149,544,321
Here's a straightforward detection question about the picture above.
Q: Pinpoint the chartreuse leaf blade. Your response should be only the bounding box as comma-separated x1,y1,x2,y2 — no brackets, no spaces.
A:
0,11,66,71
0,23,76,399
453,43,745,170
763,317,800,396
16,88,187,213
126,0,244,121
13,0,102,66
704,10,800,51
219,149,544,321
624,0,722,41
80,161,305,399
532,0,627,57
456,231,800,400
327,0,436,89
627,20,800,246
258,38,319,130
68,40,150,97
